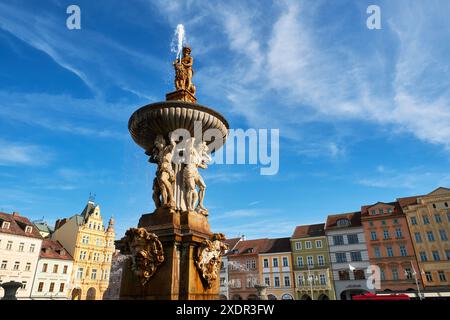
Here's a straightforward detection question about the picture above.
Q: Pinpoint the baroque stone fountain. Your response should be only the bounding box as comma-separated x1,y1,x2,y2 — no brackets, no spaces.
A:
119,46,229,300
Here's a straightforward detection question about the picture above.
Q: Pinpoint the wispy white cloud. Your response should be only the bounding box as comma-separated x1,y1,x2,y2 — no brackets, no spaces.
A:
0,139,52,166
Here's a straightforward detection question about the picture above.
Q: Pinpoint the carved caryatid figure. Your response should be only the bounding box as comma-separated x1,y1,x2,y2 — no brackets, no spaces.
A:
151,135,176,209
183,137,210,215
173,46,196,96
195,233,228,289
119,228,164,286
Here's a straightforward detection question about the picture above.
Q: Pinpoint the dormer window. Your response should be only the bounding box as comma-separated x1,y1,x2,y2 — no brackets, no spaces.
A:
1,221,10,229
379,209,384,214
25,226,33,233
337,219,350,227
371,210,376,215
388,208,393,213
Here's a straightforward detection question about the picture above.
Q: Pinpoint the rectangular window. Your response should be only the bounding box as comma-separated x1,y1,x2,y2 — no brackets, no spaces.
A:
410,217,417,225
427,231,435,242
439,230,448,241
319,274,326,285
42,263,48,272
387,246,394,257
333,235,344,246
432,251,440,261
336,253,347,263
297,256,303,267
338,270,350,280
374,247,381,258
307,256,314,266
284,276,290,287
37,282,44,292
0,261,7,269
435,214,442,223
425,272,433,282
350,251,362,261
6,241,12,250
399,245,407,257
30,244,35,253
91,269,97,280
251,259,256,269
264,277,270,286
420,251,427,262
370,231,377,241
392,267,399,280
395,228,403,238
274,276,280,287
63,265,68,274
347,234,359,244
263,258,269,268
25,262,31,271
59,283,65,292
76,268,83,279
49,282,55,292
13,261,20,270
295,242,302,250
423,216,430,224
380,269,386,281
315,240,323,248
305,241,312,249
353,270,366,280
317,255,325,266
405,268,413,279
282,257,288,267
273,258,278,268
298,275,304,286
414,232,422,243
383,230,390,240
18,242,24,252
53,265,58,273
438,271,446,282
446,250,450,260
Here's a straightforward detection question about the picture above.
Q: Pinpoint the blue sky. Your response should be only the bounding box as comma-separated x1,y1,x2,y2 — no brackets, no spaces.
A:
1,0,449,240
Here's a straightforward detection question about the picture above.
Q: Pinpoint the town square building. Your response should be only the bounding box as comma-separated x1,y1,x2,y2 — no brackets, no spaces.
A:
51,200,115,300
0,212,43,299
259,237,295,300
219,237,242,300
30,239,74,299
326,211,373,300
399,187,450,298
291,223,336,300
361,200,422,295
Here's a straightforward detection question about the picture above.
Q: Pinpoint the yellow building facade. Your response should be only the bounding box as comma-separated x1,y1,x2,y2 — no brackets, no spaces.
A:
52,200,115,300
258,238,295,300
400,187,450,292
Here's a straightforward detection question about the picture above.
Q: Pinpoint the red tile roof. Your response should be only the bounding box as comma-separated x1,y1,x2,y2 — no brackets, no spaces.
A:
291,223,325,238
396,195,421,208
361,201,406,218
224,237,241,251
261,237,291,253
39,239,73,260
325,211,361,229
0,212,43,240
229,238,271,256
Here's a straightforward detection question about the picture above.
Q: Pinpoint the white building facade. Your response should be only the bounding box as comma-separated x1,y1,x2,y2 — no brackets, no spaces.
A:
325,212,374,300
30,240,74,299
0,212,43,299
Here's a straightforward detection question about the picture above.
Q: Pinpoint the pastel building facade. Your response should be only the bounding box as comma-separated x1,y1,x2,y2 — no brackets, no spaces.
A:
52,200,115,300
361,201,421,294
0,212,43,299
259,237,295,300
219,237,242,300
30,239,74,299
291,223,336,300
399,187,450,296
326,212,374,300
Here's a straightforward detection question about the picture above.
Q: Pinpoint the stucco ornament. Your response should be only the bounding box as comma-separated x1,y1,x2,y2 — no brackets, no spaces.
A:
195,233,228,289
121,228,164,285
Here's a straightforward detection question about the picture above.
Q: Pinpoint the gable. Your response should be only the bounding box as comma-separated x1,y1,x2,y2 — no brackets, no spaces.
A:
427,187,450,197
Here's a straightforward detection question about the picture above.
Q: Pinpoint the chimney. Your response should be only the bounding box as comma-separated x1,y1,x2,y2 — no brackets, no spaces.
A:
12,212,20,217
54,218,67,230
241,234,246,241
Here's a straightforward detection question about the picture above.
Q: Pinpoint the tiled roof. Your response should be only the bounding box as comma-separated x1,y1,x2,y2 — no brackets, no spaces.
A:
39,239,73,260
361,201,405,218
262,237,291,253
224,237,241,251
291,223,325,239
0,212,43,240
229,238,270,255
325,211,361,229
397,195,421,208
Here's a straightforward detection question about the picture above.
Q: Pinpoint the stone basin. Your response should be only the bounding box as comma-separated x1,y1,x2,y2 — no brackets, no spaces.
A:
128,100,229,154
